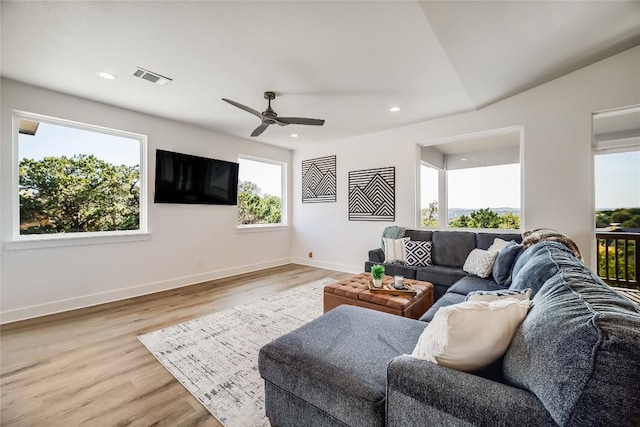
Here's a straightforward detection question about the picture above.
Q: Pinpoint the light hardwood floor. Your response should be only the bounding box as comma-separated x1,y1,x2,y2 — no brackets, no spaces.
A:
0,264,351,426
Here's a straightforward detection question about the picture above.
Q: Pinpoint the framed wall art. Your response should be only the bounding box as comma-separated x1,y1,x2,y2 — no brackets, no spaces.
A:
348,166,395,221
302,155,337,203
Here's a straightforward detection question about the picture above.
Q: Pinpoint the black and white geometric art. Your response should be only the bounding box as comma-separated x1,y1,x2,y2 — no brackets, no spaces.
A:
348,167,395,221
302,155,337,203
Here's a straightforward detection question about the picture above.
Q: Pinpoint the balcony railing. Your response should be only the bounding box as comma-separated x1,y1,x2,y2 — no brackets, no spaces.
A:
596,230,639,289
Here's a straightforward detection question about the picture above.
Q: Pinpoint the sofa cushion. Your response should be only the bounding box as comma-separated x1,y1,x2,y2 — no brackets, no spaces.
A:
503,245,640,426
432,231,476,267
259,305,425,427
404,240,432,267
492,243,524,286
509,241,570,297
416,265,467,301
510,240,551,281
447,276,503,296
405,229,433,242
418,292,466,322
412,298,532,371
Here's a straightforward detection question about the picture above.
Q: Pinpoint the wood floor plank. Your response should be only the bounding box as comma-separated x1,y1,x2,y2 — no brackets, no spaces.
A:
0,264,351,426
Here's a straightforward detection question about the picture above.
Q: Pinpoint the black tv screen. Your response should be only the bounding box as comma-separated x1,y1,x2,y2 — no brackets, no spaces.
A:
154,149,239,205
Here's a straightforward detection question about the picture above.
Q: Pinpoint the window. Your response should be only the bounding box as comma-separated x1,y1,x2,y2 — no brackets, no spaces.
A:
420,164,439,227
13,111,146,242
593,106,640,229
446,163,521,229
237,155,286,227
418,128,521,230
594,151,640,228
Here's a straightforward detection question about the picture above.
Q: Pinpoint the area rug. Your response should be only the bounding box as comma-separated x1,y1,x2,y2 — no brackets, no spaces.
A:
138,278,335,427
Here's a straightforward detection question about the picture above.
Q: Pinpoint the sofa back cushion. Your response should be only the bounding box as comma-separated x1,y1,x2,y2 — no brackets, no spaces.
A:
432,231,476,267
503,245,640,426
476,232,522,250
509,241,569,297
404,229,433,242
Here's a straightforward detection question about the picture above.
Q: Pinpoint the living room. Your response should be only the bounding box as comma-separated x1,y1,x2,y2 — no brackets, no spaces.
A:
1,1,639,426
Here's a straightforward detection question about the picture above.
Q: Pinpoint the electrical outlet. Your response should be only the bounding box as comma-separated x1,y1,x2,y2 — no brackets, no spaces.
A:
196,257,202,266
308,252,313,258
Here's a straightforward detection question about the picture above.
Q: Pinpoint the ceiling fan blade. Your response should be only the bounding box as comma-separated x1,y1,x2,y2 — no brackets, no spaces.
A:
276,117,325,126
250,122,270,137
222,98,263,119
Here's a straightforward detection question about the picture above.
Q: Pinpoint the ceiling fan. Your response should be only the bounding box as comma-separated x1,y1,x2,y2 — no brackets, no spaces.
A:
222,91,325,137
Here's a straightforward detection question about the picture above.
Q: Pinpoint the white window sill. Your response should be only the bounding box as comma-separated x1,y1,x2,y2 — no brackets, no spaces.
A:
5,231,152,251
236,224,290,234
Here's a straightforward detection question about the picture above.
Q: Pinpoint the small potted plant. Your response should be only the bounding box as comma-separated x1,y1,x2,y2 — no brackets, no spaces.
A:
371,264,385,288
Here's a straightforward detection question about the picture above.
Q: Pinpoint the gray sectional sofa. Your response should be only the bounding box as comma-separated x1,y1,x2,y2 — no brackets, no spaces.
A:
259,238,640,426
364,229,522,300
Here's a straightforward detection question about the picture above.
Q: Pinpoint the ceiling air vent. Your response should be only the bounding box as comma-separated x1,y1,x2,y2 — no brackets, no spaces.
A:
132,67,172,86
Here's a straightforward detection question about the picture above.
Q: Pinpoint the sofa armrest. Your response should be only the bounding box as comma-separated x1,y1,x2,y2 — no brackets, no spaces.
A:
386,355,555,426
368,248,384,263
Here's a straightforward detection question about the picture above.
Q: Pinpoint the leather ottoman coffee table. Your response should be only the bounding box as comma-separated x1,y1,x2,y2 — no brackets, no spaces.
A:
323,272,434,320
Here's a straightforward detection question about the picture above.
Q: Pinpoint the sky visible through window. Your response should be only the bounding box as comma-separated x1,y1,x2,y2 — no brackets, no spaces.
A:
19,122,139,166
594,150,640,210
421,163,520,210
238,157,282,197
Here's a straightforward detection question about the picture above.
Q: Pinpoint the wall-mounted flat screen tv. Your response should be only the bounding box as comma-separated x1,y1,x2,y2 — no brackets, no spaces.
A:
154,149,239,205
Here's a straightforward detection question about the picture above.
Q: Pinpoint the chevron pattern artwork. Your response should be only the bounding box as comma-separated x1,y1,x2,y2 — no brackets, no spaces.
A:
348,166,395,221
302,155,337,203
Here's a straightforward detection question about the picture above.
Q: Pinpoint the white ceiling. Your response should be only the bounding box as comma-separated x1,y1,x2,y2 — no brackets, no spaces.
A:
1,1,639,150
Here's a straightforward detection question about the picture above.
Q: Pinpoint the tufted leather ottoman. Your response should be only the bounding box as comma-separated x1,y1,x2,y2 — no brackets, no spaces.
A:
323,272,434,319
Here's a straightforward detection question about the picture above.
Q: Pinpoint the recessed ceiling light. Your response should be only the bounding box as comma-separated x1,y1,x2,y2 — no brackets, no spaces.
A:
389,106,400,112
291,133,299,138
461,158,467,161
98,71,117,80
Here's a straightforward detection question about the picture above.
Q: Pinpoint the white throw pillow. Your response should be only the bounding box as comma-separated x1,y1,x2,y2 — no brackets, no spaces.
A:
383,237,410,263
411,299,532,371
463,248,498,278
465,288,532,302
488,237,510,253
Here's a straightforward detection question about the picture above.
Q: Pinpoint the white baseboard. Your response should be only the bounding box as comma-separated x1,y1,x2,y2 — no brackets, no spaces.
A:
291,257,361,274
0,258,291,324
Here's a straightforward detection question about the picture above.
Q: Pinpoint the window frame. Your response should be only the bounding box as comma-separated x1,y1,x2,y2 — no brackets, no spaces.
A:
8,110,149,250
416,126,523,231
236,154,288,231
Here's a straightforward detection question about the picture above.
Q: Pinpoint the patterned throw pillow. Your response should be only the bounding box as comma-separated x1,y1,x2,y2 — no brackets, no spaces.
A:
404,240,432,267
465,288,532,302
463,248,499,278
383,237,410,263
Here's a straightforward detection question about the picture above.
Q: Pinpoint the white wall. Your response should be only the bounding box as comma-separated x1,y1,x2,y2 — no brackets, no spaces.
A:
292,46,640,273
0,79,292,323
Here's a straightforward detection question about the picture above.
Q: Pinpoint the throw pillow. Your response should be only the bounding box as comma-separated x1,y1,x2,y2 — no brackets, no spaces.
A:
463,248,498,278
465,288,532,302
488,237,510,253
411,298,532,371
492,243,524,286
383,237,410,263
380,225,406,249
404,240,432,267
